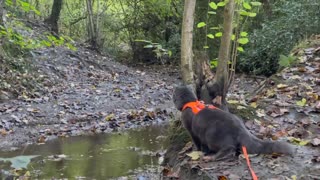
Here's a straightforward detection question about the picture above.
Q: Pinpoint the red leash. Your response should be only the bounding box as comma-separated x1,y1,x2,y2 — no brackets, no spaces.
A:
242,146,258,180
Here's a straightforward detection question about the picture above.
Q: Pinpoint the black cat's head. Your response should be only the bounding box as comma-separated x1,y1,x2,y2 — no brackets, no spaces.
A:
172,85,197,111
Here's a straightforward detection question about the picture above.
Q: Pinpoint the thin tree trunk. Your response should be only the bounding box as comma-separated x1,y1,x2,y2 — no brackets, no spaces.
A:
45,0,63,35
181,0,196,86
0,0,5,26
86,0,97,49
214,0,235,100
193,0,211,98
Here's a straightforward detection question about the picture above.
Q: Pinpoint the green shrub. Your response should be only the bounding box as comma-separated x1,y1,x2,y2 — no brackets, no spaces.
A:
238,0,320,76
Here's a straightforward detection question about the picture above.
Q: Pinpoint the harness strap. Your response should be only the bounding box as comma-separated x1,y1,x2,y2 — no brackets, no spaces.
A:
242,146,258,180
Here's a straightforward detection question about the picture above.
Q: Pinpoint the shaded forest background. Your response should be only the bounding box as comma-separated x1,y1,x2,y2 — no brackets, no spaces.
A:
0,0,320,99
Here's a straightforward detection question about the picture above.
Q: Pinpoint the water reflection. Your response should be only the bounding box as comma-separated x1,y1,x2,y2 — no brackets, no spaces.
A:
0,125,168,179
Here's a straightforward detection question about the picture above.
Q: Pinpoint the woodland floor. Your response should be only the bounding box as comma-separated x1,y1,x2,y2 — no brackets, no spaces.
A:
0,31,319,179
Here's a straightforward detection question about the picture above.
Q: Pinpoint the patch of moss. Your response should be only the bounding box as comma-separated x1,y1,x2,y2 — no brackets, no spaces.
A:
163,118,190,166
228,103,258,121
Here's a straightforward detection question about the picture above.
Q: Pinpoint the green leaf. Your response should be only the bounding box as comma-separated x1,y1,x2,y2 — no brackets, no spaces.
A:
197,22,206,28
144,44,154,48
207,34,214,39
237,47,244,52
250,2,262,6
240,10,249,16
296,98,307,107
210,59,218,68
41,40,52,47
243,2,252,10
248,12,257,17
240,31,248,37
279,54,290,67
215,32,223,37
208,11,216,15
237,38,249,44
209,2,217,10
0,30,7,35
203,45,209,49
5,0,13,6
135,39,147,42
168,50,172,57
231,34,235,40
217,2,226,6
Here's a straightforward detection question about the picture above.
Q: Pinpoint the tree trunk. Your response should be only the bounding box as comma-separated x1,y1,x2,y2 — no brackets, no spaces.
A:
45,0,63,35
181,0,196,86
86,0,97,49
193,0,210,98
262,0,272,18
0,0,5,26
203,0,235,110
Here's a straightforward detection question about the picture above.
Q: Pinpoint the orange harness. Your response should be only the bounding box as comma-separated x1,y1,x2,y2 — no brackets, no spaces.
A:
182,100,217,114
182,101,258,180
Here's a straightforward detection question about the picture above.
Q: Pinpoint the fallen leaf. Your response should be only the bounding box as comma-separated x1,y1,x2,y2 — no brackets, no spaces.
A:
218,176,228,180
310,138,320,146
0,155,39,169
296,98,307,107
298,67,307,72
227,100,239,104
291,175,297,180
277,84,288,89
162,167,179,178
105,113,115,121
37,135,46,144
24,171,31,177
266,89,276,98
26,108,40,113
0,129,8,136
186,151,202,160
237,105,246,110
178,142,193,155
250,102,258,108
256,109,265,117
288,137,310,146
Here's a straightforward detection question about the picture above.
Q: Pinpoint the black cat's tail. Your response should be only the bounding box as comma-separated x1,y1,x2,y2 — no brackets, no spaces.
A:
241,135,294,155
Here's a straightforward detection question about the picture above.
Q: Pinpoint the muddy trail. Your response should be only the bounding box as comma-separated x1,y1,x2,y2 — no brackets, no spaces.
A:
0,45,178,151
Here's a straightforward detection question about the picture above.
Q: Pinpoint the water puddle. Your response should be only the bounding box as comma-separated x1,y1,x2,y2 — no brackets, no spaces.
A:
0,125,168,179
